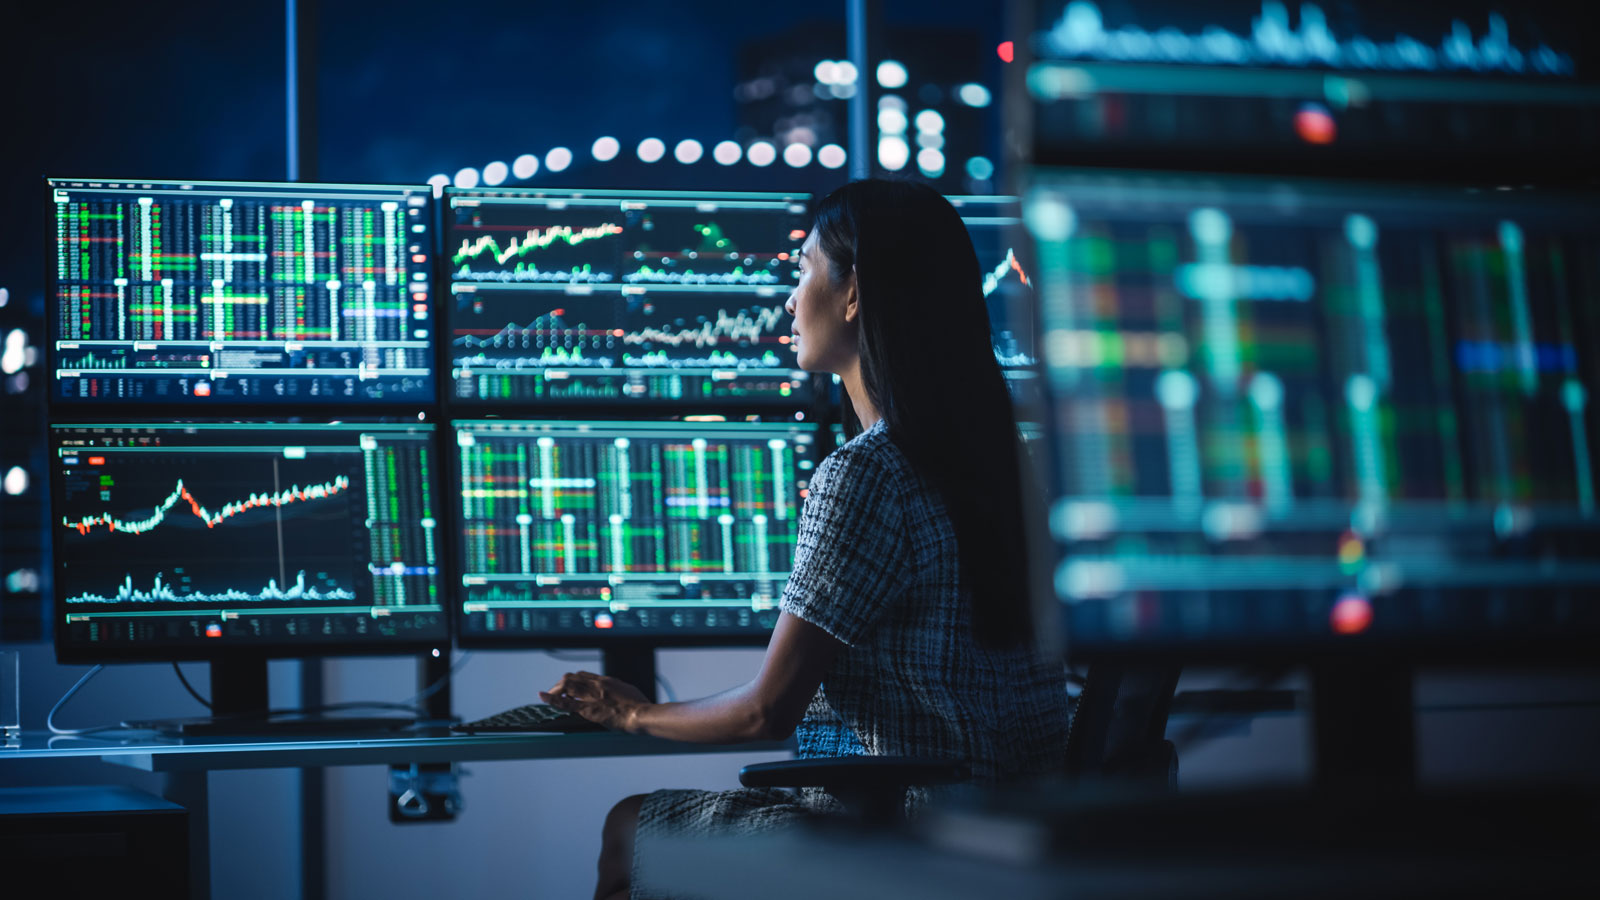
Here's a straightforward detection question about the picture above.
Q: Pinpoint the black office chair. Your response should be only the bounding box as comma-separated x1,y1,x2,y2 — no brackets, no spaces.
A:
738,755,971,824
737,662,1183,823
1064,663,1183,790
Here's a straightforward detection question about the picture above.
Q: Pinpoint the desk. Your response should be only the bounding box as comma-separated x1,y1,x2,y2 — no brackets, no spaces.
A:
3,729,792,897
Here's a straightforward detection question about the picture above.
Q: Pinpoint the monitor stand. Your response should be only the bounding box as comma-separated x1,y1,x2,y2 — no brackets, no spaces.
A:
123,657,416,737
602,646,660,703
1309,658,1415,791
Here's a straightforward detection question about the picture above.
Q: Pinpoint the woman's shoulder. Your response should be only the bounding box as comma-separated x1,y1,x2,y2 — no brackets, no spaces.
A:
818,420,909,485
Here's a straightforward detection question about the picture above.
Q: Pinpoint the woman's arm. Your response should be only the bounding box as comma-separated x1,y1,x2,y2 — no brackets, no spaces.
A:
539,611,843,743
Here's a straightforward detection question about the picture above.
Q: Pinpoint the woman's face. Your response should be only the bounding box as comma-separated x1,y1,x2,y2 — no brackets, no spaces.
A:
785,228,857,375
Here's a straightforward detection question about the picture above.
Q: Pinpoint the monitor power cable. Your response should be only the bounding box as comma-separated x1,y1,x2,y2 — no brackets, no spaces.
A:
46,664,120,736
172,661,212,710
656,673,678,703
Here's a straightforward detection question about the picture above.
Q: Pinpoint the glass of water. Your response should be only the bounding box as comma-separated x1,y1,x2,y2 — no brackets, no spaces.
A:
0,649,19,740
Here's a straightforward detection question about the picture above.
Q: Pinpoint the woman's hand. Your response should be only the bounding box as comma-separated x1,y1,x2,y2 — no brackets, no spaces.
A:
540,671,652,733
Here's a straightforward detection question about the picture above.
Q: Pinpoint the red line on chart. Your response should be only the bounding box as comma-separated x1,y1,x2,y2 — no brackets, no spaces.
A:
65,475,351,536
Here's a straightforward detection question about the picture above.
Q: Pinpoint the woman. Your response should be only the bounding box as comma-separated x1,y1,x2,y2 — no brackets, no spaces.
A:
541,179,1070,900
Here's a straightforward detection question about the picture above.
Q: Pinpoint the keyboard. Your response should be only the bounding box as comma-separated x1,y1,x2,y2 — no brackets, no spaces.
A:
451,703,607,734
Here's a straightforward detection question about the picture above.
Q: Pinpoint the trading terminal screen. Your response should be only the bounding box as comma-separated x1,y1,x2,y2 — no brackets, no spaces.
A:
1025,172,1600,652
454,419,818,641
50,422,447,659
1025,2,1599,172
445,188,811,406
47,179,435,406
950,195,1043,413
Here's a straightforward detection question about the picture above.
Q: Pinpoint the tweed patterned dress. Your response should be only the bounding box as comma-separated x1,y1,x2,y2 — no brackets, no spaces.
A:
632,420,1070,897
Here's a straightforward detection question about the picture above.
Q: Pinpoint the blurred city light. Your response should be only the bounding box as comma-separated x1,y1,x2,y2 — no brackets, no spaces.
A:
957,83,992,107
674,139,704,164
876,60,908,89
637,138,666,163
1,328,27,375
747,141,777,167
878,136,910,170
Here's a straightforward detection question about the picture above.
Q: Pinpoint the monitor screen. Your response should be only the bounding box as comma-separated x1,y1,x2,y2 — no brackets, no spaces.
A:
445,188,811,406
949,195,1044,414
1024,171,1600,657
453,418,820,644
47,179,436,407
50,421,447,661
1024,1,1599,179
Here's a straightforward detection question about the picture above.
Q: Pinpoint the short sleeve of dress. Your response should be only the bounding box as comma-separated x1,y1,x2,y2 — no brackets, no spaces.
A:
779,437,908,646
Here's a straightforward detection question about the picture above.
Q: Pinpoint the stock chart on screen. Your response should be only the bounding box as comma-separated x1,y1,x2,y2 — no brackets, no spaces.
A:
1024,172,1600,652
48,179,435,406
50,422,446,655
446,188,810,406
454,419,818,641
950,195,1043,414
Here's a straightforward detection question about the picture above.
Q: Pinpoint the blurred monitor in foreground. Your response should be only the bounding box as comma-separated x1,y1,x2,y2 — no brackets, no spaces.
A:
1024,171,1600,660
1023,1,1600,180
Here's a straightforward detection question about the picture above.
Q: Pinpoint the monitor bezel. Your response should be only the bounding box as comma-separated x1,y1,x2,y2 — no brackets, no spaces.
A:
43,176,444,417
445,414,823,652
48,415,453,665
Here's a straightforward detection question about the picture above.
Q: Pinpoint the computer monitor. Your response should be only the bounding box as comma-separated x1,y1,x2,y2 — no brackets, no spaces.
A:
49,420,448,717
444,187,811,407
1022,1,1599,181
1024,170,1600,661
46,178,436,408
949,195,1045,417
451,418,820,689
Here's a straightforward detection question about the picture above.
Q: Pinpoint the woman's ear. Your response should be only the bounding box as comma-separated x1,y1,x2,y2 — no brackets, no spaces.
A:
842,265,861,324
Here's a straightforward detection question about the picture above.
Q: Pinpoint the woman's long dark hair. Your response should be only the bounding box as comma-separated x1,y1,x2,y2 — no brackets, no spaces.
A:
814,179,1033,648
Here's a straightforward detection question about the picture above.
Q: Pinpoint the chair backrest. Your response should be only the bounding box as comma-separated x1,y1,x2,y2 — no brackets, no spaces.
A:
1064,663,1183,790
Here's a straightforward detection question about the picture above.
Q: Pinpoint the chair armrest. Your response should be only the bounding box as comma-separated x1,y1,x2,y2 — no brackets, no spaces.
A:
740,756,970,790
